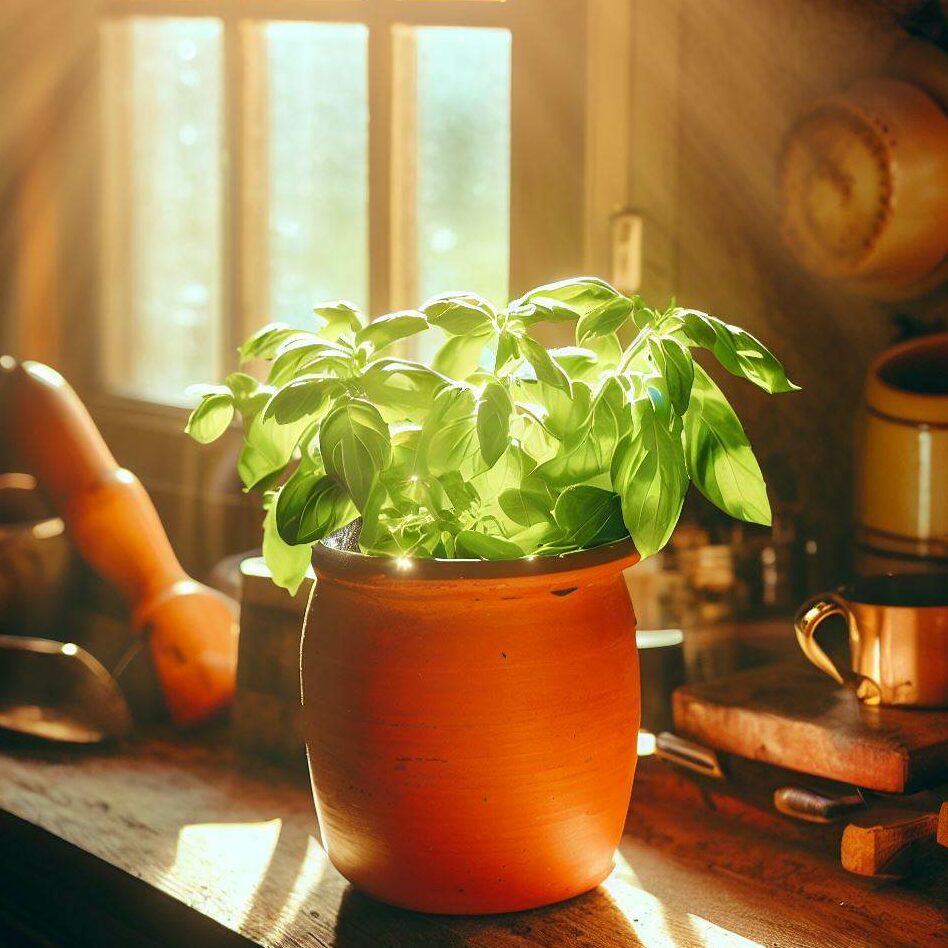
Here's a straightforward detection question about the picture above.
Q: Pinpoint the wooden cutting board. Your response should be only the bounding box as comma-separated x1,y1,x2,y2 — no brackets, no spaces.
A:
673,663,948,793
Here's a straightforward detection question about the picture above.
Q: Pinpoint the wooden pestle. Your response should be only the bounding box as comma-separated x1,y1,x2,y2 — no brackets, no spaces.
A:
1,358,237,726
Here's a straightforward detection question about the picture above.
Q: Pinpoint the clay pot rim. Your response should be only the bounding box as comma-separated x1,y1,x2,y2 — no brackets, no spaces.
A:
866,331,948,425
312,535,640,585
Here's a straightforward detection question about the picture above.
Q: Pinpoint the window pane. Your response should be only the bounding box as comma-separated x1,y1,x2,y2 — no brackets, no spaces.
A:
264,23,369,326
393,26,511,315
102,18,223,404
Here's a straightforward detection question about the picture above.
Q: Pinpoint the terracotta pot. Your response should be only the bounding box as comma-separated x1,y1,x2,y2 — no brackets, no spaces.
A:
856,332,948,572
301,538,641,914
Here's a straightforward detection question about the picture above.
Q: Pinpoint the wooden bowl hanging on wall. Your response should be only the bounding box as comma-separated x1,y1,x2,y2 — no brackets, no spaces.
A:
779,64,948,300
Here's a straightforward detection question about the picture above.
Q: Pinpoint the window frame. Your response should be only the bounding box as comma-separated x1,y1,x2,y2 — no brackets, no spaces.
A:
97,0,589,412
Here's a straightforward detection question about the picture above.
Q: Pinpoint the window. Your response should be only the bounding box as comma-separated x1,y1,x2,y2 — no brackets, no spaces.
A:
262,22,371,325
100,1,586,404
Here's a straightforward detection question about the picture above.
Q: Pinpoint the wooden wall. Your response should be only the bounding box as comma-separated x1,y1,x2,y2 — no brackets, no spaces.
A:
0,0,100,382
627,0,947,581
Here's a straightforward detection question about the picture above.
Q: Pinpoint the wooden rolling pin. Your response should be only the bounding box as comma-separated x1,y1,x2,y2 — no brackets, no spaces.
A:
1,358,238,726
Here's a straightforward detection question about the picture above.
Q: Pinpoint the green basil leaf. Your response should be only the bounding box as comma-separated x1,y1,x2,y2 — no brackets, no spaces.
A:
361,359,450,420
684,365,771,525
394,520,444,558
437,471,480,515
276,469,358,544
422,294,494,335
584,333,623,370
513,277,625,318
499,486,553,527
185,393,234,444
576,296,636,343
355,311,428,353
591,376,631,463
519,335,570,394
494,328,521,373
357,481,400,556
433,334,489,380
402,469,444,510
673,308,717,347
631,304,663,332
644,374,675,430
455,531,524,560
510,521,569,556
534,429,602,489
262,497,313,594
267,339,353,387
540,379,593,442
513,378,593,444
223,372,272,426
264,376,344,425
223,372,258,403
550,346,599,381
313,300,366,340
319,399,392,511
470,442,527,500
510,409,558,464
509,296,577,324
416,384,481,477
611,396,688,558
553,484,627,548
476,381,512,468
389,423,422,474
238,414,312,491
649,336,694,415
239,323,312,364
676,310,799,394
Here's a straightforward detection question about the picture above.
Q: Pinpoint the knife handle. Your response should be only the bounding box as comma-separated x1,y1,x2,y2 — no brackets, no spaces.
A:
655,732,725,779
773,786,864,824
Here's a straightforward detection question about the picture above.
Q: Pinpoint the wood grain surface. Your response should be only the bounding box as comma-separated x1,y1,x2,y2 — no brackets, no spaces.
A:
0,731,945,947
674,662,948,793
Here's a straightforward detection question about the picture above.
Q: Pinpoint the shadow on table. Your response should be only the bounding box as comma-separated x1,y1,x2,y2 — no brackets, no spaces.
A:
331,885,647,948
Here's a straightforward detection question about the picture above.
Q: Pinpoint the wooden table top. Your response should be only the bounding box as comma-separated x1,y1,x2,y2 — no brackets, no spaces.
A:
0,731,945,948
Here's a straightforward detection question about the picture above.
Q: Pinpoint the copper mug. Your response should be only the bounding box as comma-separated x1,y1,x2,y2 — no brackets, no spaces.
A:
795,573,948,707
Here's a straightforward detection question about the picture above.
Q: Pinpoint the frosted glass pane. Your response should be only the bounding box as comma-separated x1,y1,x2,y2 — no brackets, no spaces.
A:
265,23,369,326
103,18,223,404
412,27,511,308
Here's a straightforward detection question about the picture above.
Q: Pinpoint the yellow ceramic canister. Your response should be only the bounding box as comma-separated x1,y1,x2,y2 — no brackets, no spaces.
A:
856,332,948,572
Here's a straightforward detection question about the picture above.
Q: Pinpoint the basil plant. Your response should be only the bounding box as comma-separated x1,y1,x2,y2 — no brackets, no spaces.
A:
186,278,797,592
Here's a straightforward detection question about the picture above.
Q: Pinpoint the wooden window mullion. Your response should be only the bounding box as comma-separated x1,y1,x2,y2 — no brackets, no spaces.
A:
367,7,393,317
222,14,244,372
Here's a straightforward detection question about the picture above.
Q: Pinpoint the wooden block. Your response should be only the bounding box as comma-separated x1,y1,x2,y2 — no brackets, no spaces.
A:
232,557,313,768
673,663,948,793
841,808,939,879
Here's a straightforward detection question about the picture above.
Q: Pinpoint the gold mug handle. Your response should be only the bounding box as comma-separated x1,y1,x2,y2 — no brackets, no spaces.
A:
794,593,851,686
